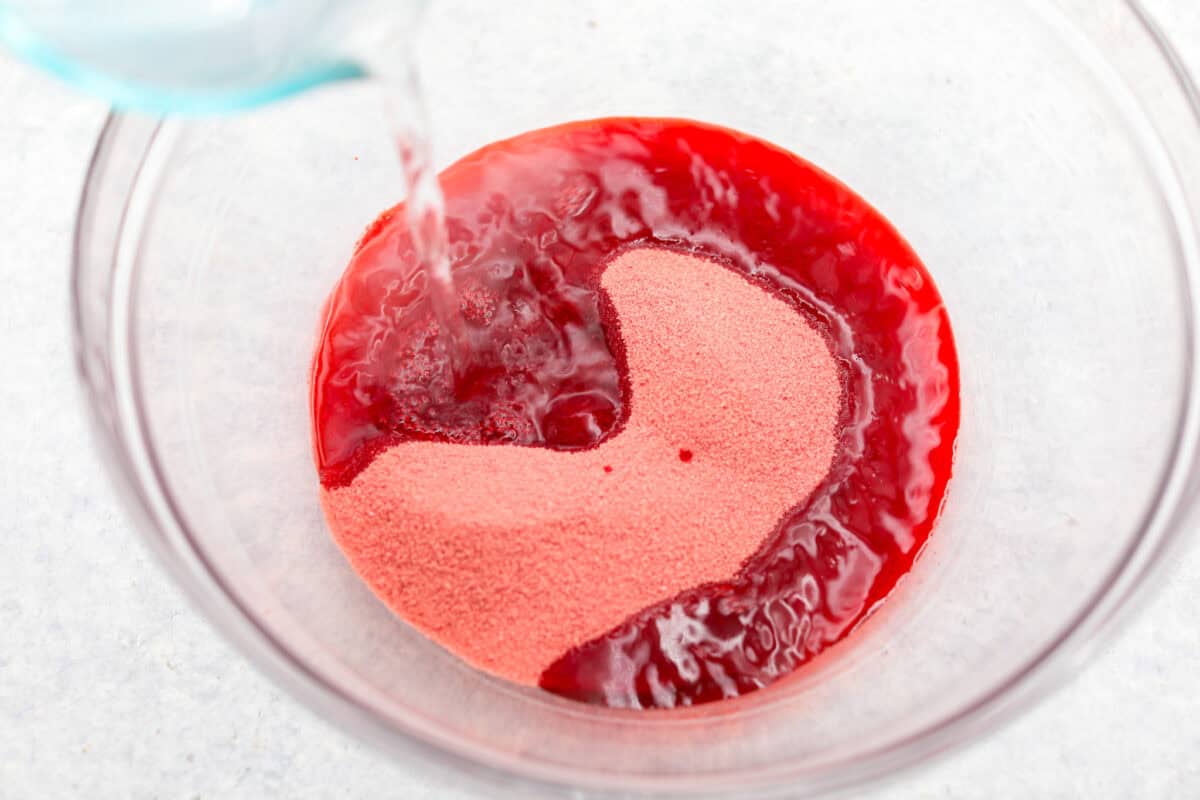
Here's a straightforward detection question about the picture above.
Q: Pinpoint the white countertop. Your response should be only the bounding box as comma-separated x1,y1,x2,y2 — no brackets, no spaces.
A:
3,3,1200,796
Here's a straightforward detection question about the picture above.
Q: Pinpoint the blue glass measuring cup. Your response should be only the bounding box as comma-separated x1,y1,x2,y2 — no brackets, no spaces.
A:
0,0,421,113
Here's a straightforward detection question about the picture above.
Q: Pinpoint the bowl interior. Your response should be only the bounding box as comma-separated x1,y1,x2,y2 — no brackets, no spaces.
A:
111,0,1191,794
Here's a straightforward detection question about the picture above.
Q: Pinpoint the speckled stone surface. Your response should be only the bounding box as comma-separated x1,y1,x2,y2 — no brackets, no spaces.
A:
2,2,1200,796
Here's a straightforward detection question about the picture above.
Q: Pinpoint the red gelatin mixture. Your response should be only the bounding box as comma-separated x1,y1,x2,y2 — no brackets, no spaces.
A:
311,118,959,709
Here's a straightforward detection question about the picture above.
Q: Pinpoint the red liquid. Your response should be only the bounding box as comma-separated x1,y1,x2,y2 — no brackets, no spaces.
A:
312,118,959,709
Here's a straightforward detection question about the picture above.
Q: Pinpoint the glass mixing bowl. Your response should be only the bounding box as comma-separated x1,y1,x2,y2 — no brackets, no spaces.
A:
71,1,1200,796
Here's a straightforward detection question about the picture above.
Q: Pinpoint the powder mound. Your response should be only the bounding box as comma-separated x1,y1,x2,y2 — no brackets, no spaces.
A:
320,247,841,685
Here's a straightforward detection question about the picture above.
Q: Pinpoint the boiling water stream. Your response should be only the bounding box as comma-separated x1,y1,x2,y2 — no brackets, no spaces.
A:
370,55,467,366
